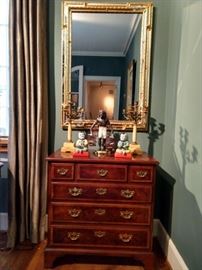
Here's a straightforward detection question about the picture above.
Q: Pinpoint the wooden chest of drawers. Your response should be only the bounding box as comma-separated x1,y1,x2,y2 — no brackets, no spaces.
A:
45,151,159,269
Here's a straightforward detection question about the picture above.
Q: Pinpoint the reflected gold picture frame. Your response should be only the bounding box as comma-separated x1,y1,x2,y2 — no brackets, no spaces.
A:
126,60,136,108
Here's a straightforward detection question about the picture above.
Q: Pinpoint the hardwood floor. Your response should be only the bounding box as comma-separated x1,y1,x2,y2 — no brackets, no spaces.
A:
0,233,171,270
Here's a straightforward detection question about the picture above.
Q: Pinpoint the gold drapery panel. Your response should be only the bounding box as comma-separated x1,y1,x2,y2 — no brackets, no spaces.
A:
7,0,48,247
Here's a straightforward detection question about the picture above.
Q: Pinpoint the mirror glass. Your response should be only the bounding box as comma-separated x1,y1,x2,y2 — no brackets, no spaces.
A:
72,13,142,120
62,2,153,131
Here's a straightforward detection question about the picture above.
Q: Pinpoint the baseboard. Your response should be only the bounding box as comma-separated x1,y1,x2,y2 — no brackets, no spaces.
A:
153,219,189,270
0,212,8,231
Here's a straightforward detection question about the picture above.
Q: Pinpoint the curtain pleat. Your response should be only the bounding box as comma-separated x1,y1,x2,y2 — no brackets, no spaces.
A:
7,0,48,247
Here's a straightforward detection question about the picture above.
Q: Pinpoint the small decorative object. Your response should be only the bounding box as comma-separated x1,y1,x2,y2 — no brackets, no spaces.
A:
61,102,74,153
73,131,89,157
90,110,112,156
61,101,85,153
87,133,97,147
123,101,144,155
105,133,117,155
114,133,132,159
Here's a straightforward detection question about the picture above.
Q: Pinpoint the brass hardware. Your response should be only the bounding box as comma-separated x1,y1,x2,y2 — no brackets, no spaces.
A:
96,187,107,196
136,170,148,178
120,210,134,219
68,208,82,218
94,209,106,216
97,169,108,177
119,233,133,243
94,231,106,238
67,232,80,241
121,189,135,199
68,187,82,197
56,168,69,176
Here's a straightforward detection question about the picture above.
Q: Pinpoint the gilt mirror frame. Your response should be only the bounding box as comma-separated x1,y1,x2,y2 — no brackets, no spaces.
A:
61,1,153,132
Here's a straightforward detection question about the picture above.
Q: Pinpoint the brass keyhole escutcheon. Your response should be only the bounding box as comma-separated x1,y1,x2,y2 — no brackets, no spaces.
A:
68,208,82,218
136,170,148,178
119,233,133,243
94,231,106,238
57,168,69,176
120,210,134,219
67,232,80,241
96,187,107,196
121,189,135,199
68,187,82,197
97,169,108,177
94,208,106,216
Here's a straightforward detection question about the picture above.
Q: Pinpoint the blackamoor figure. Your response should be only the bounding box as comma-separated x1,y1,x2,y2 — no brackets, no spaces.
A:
90,110,111,151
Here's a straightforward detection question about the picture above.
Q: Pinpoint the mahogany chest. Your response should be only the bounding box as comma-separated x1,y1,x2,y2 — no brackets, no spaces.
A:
45,151,159,269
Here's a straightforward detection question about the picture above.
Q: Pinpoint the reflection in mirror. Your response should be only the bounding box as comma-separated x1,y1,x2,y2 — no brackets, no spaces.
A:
84,76,120,120
62,2,153,132
71,65,83,108
71,13,142,120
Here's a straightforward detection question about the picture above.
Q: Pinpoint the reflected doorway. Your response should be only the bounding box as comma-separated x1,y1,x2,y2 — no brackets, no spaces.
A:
84,76,121,120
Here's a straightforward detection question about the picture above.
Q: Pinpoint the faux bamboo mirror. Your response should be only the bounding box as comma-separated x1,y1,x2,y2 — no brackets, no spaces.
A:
61,1,153,133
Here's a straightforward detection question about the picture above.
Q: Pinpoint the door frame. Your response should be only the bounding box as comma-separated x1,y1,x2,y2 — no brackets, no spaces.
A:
84,75,121,119
71,65,84,107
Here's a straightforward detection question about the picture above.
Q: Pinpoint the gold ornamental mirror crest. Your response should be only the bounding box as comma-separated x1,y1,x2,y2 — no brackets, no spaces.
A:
61,1,153,132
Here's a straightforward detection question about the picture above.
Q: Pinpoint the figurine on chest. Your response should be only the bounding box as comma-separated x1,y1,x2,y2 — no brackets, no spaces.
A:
73,131,89,157
90,110,111,154
114,132,132,159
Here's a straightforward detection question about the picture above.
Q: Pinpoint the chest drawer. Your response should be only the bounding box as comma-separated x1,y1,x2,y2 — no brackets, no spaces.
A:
50,225,150,250
50,163,74,180
50,182,152,203
75,164,127,182
51,202,151,225
128,166,153,182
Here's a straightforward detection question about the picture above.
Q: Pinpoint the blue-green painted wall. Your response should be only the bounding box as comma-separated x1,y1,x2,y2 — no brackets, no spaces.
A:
125,18,142,102
72,55,125,118
48,1,202,269
72,56,124,77
160,1,202,269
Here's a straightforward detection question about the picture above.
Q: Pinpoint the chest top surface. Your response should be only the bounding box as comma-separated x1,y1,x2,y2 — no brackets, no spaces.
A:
47,150,159,166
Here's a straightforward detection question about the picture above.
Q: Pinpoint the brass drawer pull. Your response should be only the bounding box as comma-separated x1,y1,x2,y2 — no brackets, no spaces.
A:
96,187,107,196
94,208,106,216
136,170,148,178
97,169,108,177
56,168,69,176
67,232,80,241
119,233,133,243
68,187,82,197
121,189,135,199
68,208,82,218
94,231,106,238
120,210,134,219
